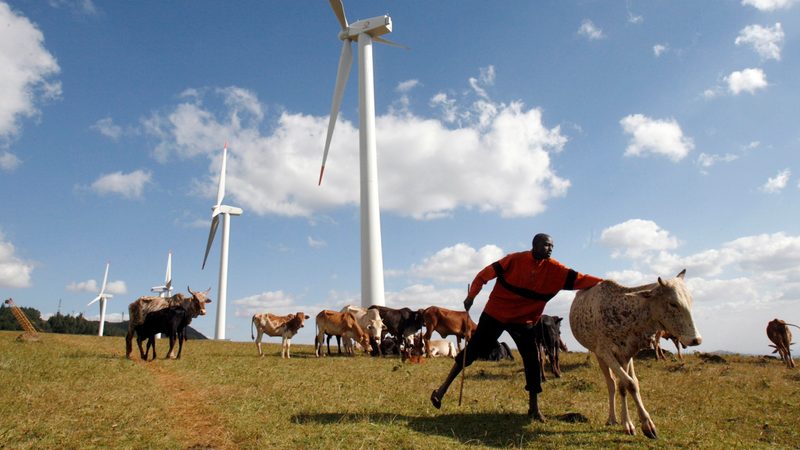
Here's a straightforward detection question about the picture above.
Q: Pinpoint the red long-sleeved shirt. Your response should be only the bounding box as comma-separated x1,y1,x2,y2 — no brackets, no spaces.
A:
469,251,603,324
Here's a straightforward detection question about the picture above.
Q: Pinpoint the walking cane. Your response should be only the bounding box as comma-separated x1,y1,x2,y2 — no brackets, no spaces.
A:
458,283,470,407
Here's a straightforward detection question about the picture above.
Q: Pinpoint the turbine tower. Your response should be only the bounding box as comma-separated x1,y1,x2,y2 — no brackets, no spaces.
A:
202,143,242,340
87,262,113,336
151,251,173,298
318,0,402,308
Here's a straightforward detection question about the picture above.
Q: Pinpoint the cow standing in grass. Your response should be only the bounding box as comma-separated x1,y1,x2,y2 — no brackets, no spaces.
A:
767,318,798,368
569,270,702,439
315,310,370,357
125,286,211,359
136,306,190,360
251,312,310,358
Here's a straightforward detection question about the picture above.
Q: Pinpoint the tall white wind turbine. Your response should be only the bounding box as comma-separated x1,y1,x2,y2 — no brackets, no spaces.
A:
150,251,173,298
318,0,402,308
87,262,113,337
201,143,242,340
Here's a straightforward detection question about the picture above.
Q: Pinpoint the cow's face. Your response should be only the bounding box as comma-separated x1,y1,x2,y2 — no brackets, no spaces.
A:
295,312,310,328
358,332,371,353
187,286,212,316
647,270,702,348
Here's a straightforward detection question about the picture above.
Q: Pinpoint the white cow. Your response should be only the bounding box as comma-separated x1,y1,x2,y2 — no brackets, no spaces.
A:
340,305,385,354
426,339,457,358
569,270,702,439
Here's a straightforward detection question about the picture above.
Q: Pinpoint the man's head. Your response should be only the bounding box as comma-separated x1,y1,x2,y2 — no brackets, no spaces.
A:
532,233,553,260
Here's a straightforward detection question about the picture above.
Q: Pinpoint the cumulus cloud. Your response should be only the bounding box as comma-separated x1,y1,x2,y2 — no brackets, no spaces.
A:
0,2,61,143
409,243,504,283
726,68,768,95
600,219,680,260
232,290,296,317
307,236,326,248
735,23,784,61
396,79,419,93
66,278,127,295
143,68,571,220
741,0,797,11
619,114,694,161
0,152,22,171
0,232,33,288
653,44,668,57
578,19,605,40
761,168,790,193
91,117,123,140
696,152,739,172
90,169,152,199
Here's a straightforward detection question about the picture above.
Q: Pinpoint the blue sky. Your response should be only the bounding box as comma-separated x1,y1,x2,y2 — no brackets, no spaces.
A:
1,0,799,355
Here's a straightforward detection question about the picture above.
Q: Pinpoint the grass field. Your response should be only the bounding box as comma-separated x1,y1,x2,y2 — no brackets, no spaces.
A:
1,330,798,449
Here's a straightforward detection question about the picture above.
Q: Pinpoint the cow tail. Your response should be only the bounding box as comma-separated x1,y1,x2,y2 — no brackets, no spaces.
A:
786,323,800,330
251,315,255,340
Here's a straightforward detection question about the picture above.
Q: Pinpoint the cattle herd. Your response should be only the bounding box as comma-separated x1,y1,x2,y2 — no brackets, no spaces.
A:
121,272,798,441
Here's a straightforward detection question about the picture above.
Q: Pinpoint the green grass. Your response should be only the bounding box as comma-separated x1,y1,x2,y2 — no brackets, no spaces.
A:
1,330,798,449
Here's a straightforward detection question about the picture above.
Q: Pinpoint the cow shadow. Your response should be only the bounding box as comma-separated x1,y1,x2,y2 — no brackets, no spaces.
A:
292,411,595,448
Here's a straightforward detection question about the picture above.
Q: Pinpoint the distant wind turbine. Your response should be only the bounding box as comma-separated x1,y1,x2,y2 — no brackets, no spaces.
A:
318,0,402,308
201,143,242,340
87,262,113,337
151,251,173,298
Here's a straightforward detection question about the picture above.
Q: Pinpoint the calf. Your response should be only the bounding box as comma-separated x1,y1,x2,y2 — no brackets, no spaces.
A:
251,312,310,358
534,315,565,379
422,306,477,357
368,305,425,345
135,306,189,360
652,329,684,361
426,339,457,358
569,270,702,439
125,286,211,359
315,310,370,357
478,341,514,361
767,318,798,368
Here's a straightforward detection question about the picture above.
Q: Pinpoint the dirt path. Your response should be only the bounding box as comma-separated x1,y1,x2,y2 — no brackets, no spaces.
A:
137,359,237,449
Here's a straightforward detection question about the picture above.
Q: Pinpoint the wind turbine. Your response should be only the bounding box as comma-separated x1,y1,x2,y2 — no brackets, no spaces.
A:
318,0,402,308
201,143,242,340
87,262,113,337
150,251,173,298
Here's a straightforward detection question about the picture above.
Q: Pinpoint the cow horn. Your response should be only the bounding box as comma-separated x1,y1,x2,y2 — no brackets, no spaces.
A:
676,269,686,279
187,285,194,294
658,277,666,287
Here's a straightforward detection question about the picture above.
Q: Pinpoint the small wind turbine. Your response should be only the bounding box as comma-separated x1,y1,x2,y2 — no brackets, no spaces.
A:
151,251,173,298
87,262,113,336
318,0,402,308
201,143,242,340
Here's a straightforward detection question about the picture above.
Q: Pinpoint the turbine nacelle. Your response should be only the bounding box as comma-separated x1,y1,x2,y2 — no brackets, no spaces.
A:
340,15,392,40
212,205,243,216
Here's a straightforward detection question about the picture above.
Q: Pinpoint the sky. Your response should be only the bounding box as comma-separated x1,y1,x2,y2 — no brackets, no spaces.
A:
1,0,799,355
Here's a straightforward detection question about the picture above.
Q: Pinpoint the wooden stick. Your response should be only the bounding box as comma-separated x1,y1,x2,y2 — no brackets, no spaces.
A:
458,283,470,406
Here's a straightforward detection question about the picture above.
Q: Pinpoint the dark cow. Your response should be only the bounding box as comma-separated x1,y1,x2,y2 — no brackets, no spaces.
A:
368,305,425,344
135,306,190,360
125,286,212,359
421,306,477,357
767,318,798,368
478,341,514,361
379,335,401,356
534,315,565,379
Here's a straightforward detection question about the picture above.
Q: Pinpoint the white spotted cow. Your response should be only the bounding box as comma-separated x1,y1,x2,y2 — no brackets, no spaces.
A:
251,312,310,358
426,339,457,358
569,270,702,439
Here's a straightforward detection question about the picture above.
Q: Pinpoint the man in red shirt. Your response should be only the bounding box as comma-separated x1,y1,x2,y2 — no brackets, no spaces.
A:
429,233,603,421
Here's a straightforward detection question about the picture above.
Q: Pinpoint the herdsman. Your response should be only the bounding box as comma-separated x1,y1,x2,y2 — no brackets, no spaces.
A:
429,233,603,421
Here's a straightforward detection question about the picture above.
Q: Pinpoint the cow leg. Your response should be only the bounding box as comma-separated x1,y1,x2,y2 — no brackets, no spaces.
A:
552,347,561,378
167,334,177,359
126,326,135,359
595,355,618,426
176,332,184,359
137,336,148,360
281,336,288,358
599,351,656,438
625,359,657,439
673,339,682,360
255,329,264,356
538,344,547,382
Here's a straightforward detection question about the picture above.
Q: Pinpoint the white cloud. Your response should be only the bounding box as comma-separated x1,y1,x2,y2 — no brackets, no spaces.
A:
578,19,605,40
144,68,571,220
396,79,419,93
761,168,790,193
600,219,680,259
741,0,797,11
0,232,33,288
619,114,694,161
726,68,768,95
90,169,152,199
91,117,123,140
47,0,98,16
653,44,668,57
232,290,296,317
468,66,495,99
409,243,504,283
66,279,126,295
0,152,22,171
736,23,784,61
0,2,61,143
696,152,739,171
307,236,326,249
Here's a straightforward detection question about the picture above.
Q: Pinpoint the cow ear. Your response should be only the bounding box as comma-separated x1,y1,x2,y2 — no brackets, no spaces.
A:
555,317,563,323
305,315,310,319
676,269,686,279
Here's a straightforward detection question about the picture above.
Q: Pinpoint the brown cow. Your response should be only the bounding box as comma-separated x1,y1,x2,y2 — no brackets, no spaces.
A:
652,329,684,360
422,306,477,357
251,312,310,358
125,286,212,359
314,310,370,357
767,318,798,368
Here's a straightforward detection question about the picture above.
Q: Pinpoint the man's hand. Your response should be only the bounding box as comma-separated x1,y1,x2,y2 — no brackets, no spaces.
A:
463,296,475,312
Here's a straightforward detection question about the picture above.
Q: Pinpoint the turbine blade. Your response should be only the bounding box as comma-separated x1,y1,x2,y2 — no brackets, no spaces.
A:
373,36,409,49
202,215,220,270
216,143,227,206
87,295,101,307
100,263,110,294
320,41,353,185
329,0,348,30
165,252,172,285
